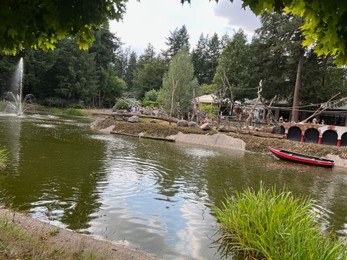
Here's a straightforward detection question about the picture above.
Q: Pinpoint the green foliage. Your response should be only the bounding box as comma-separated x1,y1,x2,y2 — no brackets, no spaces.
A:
160,49,197,118
143,89,159,102
0,149,8,169
64,108,84,116
192,33,221,85
49,108,83,116
214,30,251,101
162,25,190,61
182,0,347,65
0,1,126,54
199,84,217,96
113,99,129,111
214,183,347,259
250,12,304,101
132,44,167,99
200,104,218,118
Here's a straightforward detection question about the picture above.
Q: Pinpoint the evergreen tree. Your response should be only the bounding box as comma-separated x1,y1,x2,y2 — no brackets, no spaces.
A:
124,50,138,95
250,12,304,101
132,44,166,99
192,33,209,85
89,27,123,107
163,25,190,61
214,30,251,101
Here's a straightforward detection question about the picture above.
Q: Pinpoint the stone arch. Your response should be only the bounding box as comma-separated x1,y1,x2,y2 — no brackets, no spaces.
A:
321,130,338,146
287,126,301,142
304,128,319,144
341,132,347,146
272,125,285,135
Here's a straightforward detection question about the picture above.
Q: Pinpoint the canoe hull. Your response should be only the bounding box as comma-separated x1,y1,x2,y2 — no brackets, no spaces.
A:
268,147,334,168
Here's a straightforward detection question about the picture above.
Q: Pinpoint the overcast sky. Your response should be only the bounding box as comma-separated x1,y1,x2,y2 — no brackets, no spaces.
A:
110,0,260,55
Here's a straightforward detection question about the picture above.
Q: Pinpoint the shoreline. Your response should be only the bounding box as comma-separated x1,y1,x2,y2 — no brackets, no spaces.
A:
93,116,347,168
0,209,158,260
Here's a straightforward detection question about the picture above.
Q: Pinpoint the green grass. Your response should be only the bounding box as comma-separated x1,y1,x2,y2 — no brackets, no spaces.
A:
49,107,84,116
0,149,7,169
0,215,109,259
214,183,347,259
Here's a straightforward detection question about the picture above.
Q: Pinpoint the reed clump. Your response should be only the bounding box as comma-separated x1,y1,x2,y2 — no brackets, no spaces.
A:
214,183,347,259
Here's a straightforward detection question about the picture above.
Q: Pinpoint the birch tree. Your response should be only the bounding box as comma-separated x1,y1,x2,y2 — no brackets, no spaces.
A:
160,49,197,118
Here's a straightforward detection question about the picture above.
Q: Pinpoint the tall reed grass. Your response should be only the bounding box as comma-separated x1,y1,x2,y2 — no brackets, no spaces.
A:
0,149,7,169
214,183,347,259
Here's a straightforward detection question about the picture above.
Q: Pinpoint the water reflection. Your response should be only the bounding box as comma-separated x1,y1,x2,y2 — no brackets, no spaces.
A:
0,115,346,259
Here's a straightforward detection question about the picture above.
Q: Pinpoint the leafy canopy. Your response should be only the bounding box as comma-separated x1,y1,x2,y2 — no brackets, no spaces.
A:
183,0,347,65
0,0,126,54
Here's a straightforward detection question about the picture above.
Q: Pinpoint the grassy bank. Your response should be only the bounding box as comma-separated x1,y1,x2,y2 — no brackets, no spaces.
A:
214,184,347,259
0,210,155,260
94,118,347,159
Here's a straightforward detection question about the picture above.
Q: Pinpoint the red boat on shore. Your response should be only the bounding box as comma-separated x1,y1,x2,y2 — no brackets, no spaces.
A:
268,147,334,168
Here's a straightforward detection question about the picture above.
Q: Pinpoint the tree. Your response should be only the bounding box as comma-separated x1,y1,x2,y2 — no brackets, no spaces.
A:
251,12,347,104
192,33,221,85
182,0,347,66
124,51,138,95
214,30,251,102
132,44,167,99
160,49,197,118
0,1,126,54
88,27,122,107
163,25,190,61
250,13,304,100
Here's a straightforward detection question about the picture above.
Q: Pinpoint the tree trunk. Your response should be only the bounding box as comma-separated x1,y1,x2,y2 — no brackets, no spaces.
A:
291,51,304,122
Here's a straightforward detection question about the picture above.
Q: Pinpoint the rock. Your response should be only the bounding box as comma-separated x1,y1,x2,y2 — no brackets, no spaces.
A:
177,120,189,127
218,126,230,132
117,110,128,114
128,116,140,123
188,121,199,128
200,123,211,131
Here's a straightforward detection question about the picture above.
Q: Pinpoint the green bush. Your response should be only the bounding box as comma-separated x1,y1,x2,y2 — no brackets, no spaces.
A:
113,99,129,111
214,183,347,259
64,108,83,116
142,100,159,108
144,89,159,102
200,104,219,118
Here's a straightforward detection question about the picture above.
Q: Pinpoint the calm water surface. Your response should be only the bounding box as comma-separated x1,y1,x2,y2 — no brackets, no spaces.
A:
0,114,346,259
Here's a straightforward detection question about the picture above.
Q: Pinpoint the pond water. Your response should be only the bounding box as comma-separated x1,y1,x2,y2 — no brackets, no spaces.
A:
0,114,346,259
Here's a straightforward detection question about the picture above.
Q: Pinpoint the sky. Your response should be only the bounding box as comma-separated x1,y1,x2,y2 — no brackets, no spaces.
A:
110,0,260,55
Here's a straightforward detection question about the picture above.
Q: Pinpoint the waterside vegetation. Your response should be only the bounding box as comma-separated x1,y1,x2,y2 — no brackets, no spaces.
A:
214,184,347,259
0,149,7,170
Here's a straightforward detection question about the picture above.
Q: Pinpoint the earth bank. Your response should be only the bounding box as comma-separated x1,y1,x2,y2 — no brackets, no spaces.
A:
91,116,347,168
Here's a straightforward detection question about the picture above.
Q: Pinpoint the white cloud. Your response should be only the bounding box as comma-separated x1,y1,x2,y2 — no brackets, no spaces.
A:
110,0,260,55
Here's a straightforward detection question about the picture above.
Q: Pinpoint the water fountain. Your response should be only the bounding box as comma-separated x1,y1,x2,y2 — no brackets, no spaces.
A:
4,57,35,115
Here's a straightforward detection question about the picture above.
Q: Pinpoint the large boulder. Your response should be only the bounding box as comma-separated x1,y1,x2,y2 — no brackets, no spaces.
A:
200,123,211,131
177,120,189,127
128,115,140,123
188,121,199,128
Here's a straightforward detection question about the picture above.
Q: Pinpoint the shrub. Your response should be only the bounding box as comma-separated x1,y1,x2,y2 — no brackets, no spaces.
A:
214,183,347,259
200,104,219,118
64,108,83,116
113,99,129,111
143,89,159,102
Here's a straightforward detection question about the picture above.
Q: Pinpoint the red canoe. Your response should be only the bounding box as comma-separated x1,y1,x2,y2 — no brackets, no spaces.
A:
268,147,334,168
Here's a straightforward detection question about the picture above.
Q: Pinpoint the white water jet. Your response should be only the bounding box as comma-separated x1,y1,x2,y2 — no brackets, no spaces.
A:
4,57,35,115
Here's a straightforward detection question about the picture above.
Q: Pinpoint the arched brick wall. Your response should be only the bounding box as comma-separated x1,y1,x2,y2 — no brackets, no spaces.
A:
287,126,301,142
321,130,338,146
304,128,319,144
